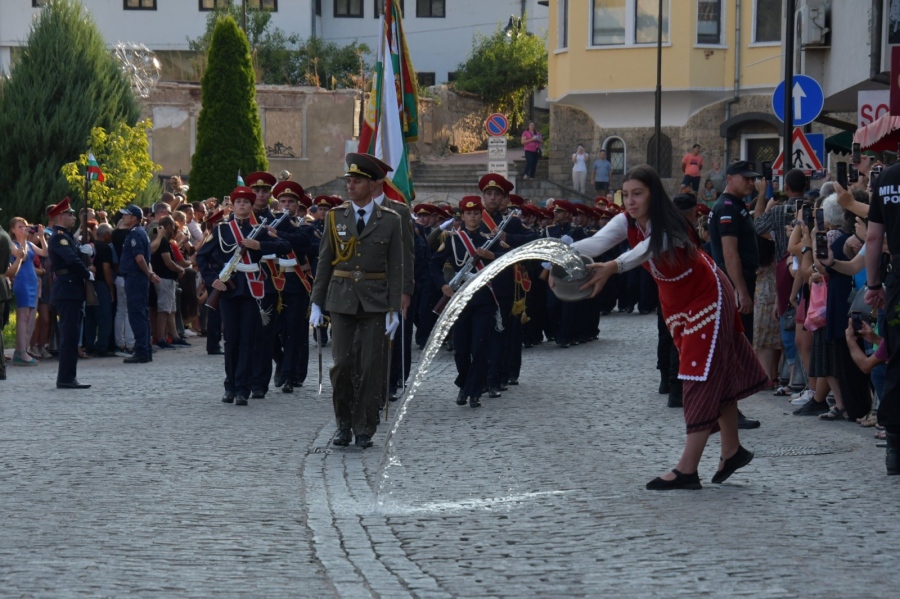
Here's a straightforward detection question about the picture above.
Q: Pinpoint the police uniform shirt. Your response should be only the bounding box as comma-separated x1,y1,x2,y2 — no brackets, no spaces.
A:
870,162,900,255
119,226,151,276
48,225,91,302
708,192,760,279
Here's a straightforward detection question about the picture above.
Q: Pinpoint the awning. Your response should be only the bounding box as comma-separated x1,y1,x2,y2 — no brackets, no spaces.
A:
853,113,900,152
825,130,853,155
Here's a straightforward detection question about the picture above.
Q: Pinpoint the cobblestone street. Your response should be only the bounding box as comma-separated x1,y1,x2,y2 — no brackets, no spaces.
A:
2,312,898,597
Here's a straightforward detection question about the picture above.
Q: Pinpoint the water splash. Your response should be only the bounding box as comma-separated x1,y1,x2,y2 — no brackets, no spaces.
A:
374,238,590,506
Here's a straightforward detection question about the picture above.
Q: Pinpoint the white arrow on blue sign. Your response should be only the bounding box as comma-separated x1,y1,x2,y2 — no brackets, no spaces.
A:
772,75,825,127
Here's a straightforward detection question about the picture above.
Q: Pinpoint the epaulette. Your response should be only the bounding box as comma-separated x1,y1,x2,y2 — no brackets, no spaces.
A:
380,205,401,217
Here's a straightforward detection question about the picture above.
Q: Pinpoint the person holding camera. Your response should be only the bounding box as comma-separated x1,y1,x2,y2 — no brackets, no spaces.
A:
7,218,48,366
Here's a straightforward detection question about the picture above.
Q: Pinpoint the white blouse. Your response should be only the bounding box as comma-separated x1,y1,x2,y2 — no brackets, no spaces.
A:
570,213,652,273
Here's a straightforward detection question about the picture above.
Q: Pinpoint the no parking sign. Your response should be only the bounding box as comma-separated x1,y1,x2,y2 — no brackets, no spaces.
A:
485,113,509,137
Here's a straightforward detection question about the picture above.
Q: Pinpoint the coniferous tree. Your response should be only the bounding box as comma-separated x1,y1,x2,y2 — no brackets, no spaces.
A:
0,0,139,223
190,15,267,202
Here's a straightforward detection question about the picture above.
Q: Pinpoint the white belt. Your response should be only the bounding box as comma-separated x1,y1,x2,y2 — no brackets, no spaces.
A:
278,258,298,267
236,263,260,273
262,254,276,260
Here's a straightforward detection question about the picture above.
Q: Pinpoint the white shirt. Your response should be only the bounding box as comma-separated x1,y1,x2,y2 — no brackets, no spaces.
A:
571,213,651,273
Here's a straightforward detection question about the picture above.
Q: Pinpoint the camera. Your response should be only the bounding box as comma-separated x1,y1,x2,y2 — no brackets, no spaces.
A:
26,225,38,234
851,311,863,333
761,161,773,181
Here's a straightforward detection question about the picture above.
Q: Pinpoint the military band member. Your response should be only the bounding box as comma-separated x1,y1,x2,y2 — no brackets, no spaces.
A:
196,187,290,406
48,198,93,389
270,180,317,393
310,153,404,449
430,196,505,407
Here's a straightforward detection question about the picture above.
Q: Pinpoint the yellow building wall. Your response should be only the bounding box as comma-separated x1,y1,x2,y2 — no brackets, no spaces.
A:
549,0,781,99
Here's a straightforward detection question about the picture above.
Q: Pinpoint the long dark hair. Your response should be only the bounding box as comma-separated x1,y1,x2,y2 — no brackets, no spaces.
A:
623,164,698,267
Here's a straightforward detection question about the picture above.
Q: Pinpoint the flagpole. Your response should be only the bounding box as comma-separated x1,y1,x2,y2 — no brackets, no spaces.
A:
82,153,99,306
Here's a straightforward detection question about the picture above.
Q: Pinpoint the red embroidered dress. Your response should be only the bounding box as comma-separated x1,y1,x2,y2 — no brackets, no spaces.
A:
573,214,767,433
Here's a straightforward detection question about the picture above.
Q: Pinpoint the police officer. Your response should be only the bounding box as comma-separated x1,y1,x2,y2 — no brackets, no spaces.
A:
270,180,317,393
864,161,900,474
118,204,159,364
197,187,289,406
430,196,504,407
309,153,404,449
47,198,93,388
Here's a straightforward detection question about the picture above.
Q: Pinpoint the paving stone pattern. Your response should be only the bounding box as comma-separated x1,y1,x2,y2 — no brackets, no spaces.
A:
1,313,898,597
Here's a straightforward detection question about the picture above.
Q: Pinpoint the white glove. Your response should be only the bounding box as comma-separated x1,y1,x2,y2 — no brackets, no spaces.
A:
385,311,400,339
560,235,574,245
79,244,94,256
88,272,95,281
309,303,324,327
440,218,455,230
541,261,552,270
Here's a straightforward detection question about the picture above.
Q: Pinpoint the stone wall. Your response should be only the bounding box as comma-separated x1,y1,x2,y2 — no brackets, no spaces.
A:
142,82,359,189
549,95,844,197
410,85,492,159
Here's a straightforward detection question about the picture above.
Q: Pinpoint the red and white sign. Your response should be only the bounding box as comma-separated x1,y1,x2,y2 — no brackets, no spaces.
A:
859,90,890,128
772,128,823,176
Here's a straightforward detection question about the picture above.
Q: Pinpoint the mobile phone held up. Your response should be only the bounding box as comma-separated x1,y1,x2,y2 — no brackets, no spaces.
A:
816,208,825,230
836,162,848,188
852,142,861,165
849,164,859,183
852,311,863,333
815,231,829,259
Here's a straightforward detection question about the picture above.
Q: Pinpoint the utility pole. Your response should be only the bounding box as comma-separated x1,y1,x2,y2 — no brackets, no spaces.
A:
653,0,663,172
241,0,247,32
783,0,796,161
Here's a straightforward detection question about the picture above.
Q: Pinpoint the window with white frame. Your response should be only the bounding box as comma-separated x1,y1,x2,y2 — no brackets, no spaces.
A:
604,137,626,175
558,0,569,49
697,0,722,45
591,0,669,47
754,0,782,43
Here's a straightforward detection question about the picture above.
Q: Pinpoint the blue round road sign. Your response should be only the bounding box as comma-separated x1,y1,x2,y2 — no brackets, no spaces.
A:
772,75,824,127
485,113,509,136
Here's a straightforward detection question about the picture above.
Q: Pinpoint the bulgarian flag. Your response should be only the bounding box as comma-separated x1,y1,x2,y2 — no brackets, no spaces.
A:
237,170,245,186
87,152,105,182
359,0,418,204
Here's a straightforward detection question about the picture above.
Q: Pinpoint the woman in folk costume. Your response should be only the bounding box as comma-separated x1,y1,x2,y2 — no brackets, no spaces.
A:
568,165,768,490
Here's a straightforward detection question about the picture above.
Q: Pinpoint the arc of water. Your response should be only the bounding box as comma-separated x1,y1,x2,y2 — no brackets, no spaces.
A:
375,238,590,505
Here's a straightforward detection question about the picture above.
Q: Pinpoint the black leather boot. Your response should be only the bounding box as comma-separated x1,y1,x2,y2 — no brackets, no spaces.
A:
886,432,900,475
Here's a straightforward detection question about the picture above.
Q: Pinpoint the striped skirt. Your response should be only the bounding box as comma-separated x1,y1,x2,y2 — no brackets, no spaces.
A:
682,270,769,434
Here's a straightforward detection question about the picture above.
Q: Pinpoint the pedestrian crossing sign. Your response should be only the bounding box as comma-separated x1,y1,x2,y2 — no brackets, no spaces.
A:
772,128,824,176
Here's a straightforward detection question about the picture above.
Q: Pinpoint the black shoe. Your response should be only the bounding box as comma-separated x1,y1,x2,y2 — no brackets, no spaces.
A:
658,374,670,394
793,398,829,416
234,395,248,406
207,348,223,355
456,390,468,406
886,432,900,475
282,383,293,393
711,445,754,484
558,342,570,348
469,396,482,408
499,383,509,391
332,429,352,446
222,391,235,403
737,411,760,429
488,387,501,398
523,342,532,349
646,469,702,490
251,390,266,399
355,434,373,449
508,377,519,385
56,380,91,389
667,392,683,408
274,373,285,387
123,354,150,364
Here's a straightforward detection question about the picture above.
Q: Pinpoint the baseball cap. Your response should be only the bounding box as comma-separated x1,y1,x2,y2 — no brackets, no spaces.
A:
119,204,143,219
726,160,762,178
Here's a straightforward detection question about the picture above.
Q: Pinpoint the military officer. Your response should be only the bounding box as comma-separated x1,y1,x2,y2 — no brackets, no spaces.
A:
270,180,317,393
310,153,404,449
197,187,290,406
47,198,93,389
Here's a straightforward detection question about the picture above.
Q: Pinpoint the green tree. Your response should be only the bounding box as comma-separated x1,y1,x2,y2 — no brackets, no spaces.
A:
189,15,267,202
61,120,161,213
0,0,140,224
187,5,370,87
452,16,548,131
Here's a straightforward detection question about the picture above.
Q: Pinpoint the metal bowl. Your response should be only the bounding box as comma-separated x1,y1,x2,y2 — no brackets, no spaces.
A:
550,254,594,302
